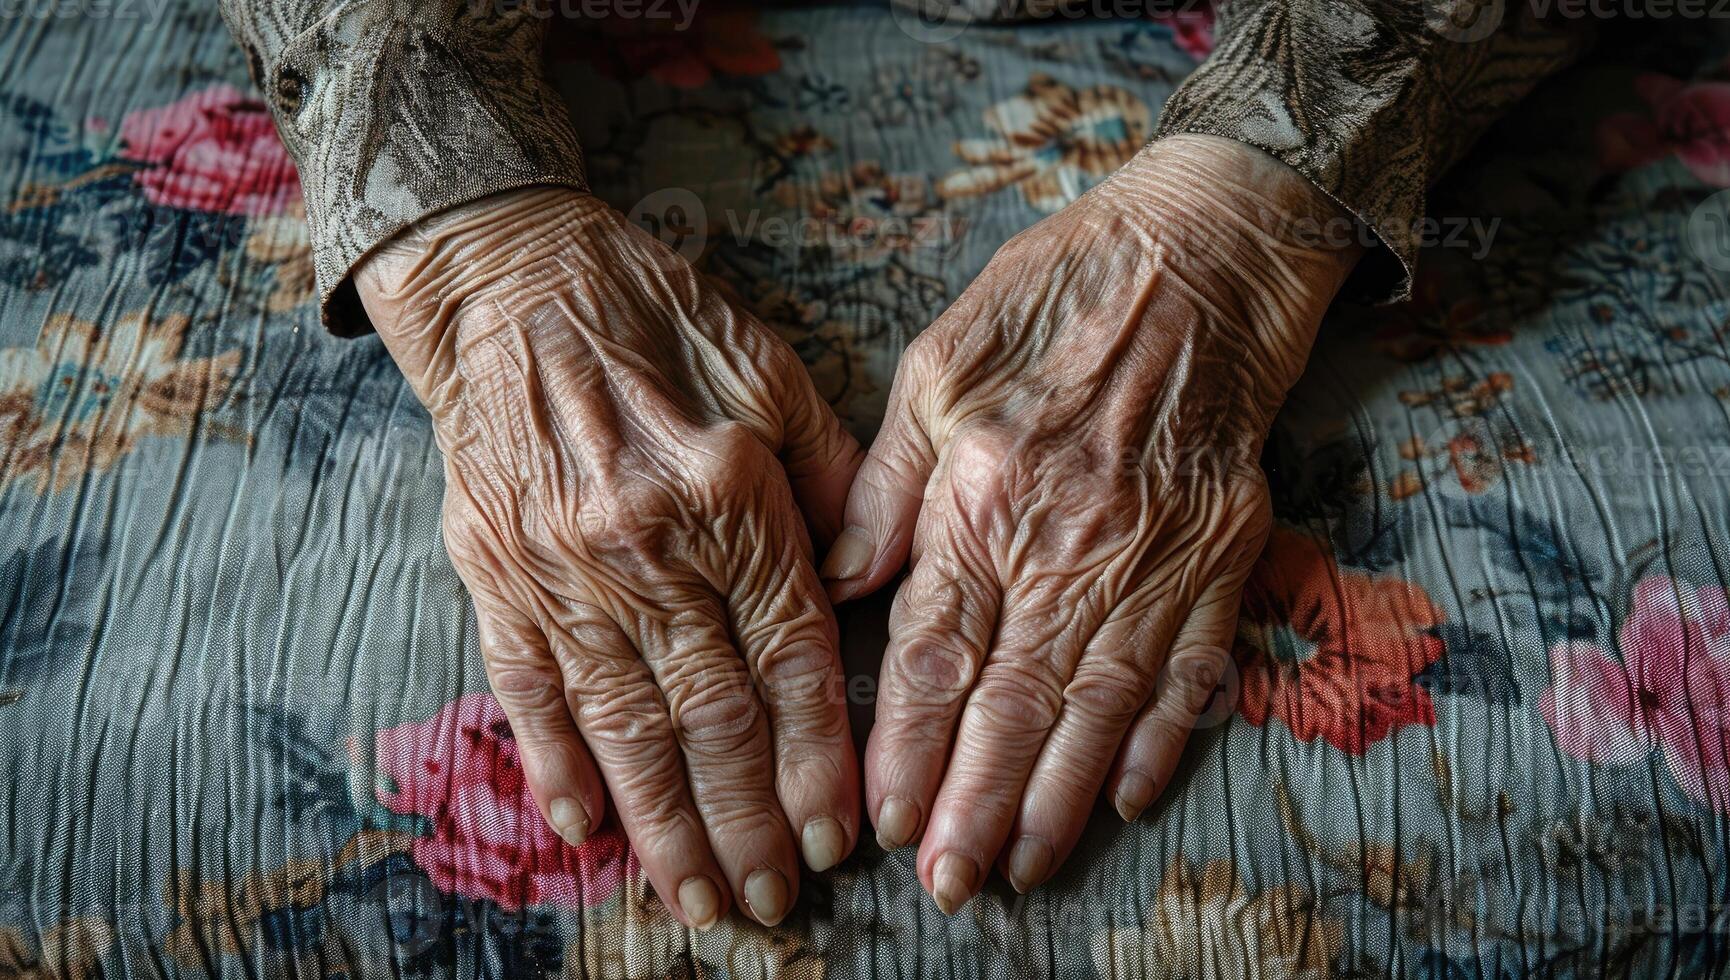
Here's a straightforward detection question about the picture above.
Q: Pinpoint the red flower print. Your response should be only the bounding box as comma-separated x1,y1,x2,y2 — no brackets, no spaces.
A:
118,84,301,215
560,8,781,89
370,692,633,911
1542,577,1730,812
1235,529,1446,754
1147,1,1215,60
1597,72,1730,186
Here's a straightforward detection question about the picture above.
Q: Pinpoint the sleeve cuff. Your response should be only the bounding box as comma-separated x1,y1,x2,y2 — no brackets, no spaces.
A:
1152,0,1595,306
1151,50,1428,304
259,4,588,336
1148,121,1418,306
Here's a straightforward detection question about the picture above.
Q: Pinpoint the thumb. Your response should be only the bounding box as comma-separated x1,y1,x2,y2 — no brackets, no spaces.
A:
819,368,934,603
773,356,867,549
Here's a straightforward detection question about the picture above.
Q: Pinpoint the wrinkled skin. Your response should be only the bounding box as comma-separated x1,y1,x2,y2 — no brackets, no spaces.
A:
820,135,1363,911
354,188,867,929
352,134,1360,926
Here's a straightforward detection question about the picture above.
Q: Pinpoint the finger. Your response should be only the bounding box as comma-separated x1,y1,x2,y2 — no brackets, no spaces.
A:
635,600,802,927
915,577,1107,913
1000,596,1177,892
770,347,867,548
1107,558,1257,823
470,590,607,851
727,514,860,874
820,352,936,601
863,538,1000,854
551,613,732,931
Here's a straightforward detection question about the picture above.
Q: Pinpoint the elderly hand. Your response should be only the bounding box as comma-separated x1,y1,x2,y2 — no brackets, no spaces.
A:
822,136,1363,910
354,187,865,929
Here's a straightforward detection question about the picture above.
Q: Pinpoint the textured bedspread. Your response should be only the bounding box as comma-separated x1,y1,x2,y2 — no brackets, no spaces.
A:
4,3,1730,977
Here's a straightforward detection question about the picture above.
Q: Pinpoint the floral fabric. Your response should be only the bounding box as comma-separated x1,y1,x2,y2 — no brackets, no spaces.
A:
2,3,1730,978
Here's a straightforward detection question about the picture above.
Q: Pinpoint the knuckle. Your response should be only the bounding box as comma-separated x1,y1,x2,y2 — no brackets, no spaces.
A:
700,800,788,840
944,422,1015,500
886,633,976,707
772,707,849,746
557,645,635,693
774,746,847,801
1022,767,1095,816
487,662,565,715
970,662,1064,735
623,778,701,839
697,420,773,478
901,327,947,375
756,638,840,706
1063,659,1152,724
736,592,828,654
668,681,765,753
995,223,1042,260
576,480,678,565
577,682,671,743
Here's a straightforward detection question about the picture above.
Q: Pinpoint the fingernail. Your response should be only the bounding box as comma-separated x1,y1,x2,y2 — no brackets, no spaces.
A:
744,868,790,926
801,817,847,872
931,852,977,915
820,526,872,581
1006,835,1053,894
549,797,589,847
875,796,919,849
678,876,721,931
1115,770,1156,822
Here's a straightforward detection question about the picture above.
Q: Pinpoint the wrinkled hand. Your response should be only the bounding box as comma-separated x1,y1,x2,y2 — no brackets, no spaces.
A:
821,136,1363,910
355,187,865,929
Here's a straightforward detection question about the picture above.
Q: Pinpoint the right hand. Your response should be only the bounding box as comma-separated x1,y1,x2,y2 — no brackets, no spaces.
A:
354,186,866,929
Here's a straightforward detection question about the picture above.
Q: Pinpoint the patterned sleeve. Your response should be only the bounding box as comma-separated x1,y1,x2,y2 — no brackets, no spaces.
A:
1153,0,1597,302
219,0,589,336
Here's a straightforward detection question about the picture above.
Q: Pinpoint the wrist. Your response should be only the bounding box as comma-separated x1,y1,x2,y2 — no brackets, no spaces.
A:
354,187,610,413
1116,134,1364,273
1104,135,1363,404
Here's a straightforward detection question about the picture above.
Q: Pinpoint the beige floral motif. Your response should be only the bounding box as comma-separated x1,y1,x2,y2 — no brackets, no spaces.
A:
938,73,1151,212
1390,424,1535,500
772,161,963,268
0,916,114,980
706,920,826,980
565,873,826,980
562,871,688,980
1396,371,1514,418
1091,859,1341,980
241,200,316,313
161,830,414,970
0,310,242,492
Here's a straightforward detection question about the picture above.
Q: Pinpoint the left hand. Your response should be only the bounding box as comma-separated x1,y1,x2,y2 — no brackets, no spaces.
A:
820,135,1363,910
